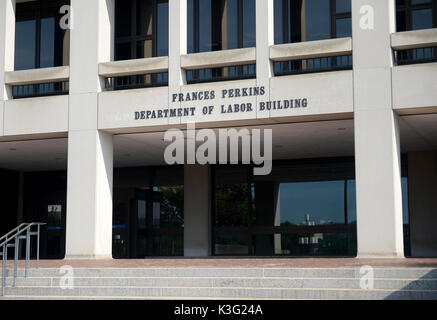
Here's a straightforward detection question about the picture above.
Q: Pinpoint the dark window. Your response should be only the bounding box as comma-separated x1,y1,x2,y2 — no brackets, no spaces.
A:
15,0,70,71
12,81,69,99
113,166,184,258
396,0,437,32
186,64,256,84
274,55,353,76
212,158,411,257
394,46,437,65
274,0,351,45
212,159,358,256
105,72,168,91
187,0,256,53
115,0,168,61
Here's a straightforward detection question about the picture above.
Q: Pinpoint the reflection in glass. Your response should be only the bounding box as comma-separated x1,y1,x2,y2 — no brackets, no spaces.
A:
15,1,70,71
15,19,36,70
112,166,184,258
115,0,169,60
213,161,358,256
412,9,433,30
274,0,352,44
187,0,256,53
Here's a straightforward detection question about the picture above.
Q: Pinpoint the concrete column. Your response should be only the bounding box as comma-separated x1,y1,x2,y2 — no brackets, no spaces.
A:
0,0,16,136
255,0,274,118
168,0,187,123
65,0,115,259
408,151,437,257
184,165,210,257
352,0,404,258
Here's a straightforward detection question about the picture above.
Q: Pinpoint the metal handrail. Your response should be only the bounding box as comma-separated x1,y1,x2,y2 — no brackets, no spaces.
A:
1,222,46,297
0,223,28,244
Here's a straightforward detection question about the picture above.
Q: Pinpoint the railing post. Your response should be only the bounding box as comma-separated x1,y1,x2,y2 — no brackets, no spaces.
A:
1,245,6,296
25,228,30,278
36,224,40,269
13,237,18,287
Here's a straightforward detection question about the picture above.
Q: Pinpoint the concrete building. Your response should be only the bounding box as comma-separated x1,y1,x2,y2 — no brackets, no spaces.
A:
0,0,436,262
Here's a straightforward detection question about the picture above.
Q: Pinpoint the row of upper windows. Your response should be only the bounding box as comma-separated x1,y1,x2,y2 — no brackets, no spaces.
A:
13,0,437,71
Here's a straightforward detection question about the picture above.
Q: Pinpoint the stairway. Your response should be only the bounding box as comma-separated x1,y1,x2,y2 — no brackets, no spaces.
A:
1,267,437,300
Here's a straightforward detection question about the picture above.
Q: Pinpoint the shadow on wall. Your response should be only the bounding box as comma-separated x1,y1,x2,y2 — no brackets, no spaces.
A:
385,269,437,300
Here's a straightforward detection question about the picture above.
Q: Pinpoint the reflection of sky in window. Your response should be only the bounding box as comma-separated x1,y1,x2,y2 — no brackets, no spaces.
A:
305,0,330,41
40,18,55,68
199,0,212,52
336,0,351,13
412,9,433,30
15,20,36,70
279,178,410,225
273,0,283,44
242,0,256,48
336,18,352,38
157,1,169,56
226,0,238,49
279,180,346,225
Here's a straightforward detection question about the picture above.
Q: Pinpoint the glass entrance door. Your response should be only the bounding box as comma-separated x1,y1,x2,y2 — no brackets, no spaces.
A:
129,188,183,258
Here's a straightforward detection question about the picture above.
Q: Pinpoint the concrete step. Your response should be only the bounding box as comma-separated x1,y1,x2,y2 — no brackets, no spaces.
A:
2,286,437,300
3,277,437,290
2,267,437,279
1,267,436,300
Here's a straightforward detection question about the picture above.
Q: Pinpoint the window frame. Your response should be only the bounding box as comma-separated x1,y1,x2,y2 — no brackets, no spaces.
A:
277,0,352,45
114,0,167,60
396,0,437,32
190,0,251,53
15,0,70,70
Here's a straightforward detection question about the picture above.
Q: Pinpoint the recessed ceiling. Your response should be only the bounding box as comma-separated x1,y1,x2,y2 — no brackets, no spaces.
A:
0,115,436,172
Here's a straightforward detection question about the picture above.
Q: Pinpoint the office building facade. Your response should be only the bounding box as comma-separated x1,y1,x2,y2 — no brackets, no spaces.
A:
0,0,436,260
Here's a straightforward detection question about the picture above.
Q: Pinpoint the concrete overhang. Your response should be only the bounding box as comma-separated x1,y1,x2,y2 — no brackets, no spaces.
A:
99,56,169,77
391,29,437,50
270,37,352,62
5,66,69,85
181,47,256,70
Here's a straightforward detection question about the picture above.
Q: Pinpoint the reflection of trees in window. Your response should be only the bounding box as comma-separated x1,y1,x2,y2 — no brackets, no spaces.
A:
215,183,255,227
157,186,184,228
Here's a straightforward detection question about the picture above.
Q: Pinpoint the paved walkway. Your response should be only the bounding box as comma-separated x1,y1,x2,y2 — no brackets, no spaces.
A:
6,258,437,269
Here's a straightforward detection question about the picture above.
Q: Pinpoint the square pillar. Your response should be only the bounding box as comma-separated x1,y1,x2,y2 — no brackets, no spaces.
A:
184,165,211,257
65,131,113,259
352,0,404,257
0,0,16,136
65,0,114,259
255,0,274,118
168,0,187,123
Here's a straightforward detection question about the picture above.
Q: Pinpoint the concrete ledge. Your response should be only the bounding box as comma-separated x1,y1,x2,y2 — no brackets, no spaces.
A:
5,66,70,85
270,38,352,62
99,56,169,77
181,47,256,70
391,29,437,50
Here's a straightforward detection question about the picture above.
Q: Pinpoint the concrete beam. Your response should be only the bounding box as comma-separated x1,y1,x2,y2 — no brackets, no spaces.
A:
270,37,352,62
391,29,437,50
5,66,70,85
99,57,169,77
181,47,256,70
